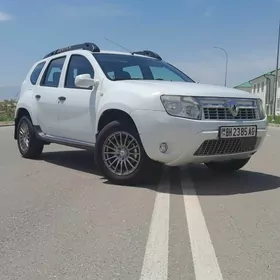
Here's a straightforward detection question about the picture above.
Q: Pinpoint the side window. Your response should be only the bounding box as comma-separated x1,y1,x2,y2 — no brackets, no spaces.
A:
107,71,115,80
41,56,66,87
123,65,143,79
261,81,264,92
149,66,185,81
30,61,46,85
65,55,94,89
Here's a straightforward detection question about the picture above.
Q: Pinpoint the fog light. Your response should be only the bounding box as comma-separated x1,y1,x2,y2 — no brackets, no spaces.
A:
159,142,168,153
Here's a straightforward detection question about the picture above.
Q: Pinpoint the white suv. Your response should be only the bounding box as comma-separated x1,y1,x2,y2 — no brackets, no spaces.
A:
14,42,268,184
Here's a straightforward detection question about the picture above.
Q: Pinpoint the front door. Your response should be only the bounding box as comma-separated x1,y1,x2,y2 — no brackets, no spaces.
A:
57,54,96,143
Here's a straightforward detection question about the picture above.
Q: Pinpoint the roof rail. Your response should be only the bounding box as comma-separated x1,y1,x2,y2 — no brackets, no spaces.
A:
132,50,162,60
43,42,100,58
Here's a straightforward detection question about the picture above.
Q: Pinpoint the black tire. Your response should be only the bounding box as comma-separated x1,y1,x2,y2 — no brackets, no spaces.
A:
95,120,159,185
204,157,250,173
17,116,44,159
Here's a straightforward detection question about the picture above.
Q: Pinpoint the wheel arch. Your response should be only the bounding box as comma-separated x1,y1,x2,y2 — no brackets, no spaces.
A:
96,108,139,138
14,107,33,139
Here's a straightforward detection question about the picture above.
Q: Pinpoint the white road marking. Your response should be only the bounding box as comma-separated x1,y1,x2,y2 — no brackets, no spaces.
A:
181,167,223,280
139,170,170,280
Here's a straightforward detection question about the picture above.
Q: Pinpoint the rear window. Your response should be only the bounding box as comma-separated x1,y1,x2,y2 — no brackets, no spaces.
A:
30,61,46,85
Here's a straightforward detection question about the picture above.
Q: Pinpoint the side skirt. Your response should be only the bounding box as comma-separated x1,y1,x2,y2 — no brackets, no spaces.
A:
33,126,95,151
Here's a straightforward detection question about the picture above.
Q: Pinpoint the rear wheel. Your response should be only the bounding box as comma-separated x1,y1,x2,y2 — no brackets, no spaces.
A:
17,116,44,159
204,157,250,173
95,120,160,185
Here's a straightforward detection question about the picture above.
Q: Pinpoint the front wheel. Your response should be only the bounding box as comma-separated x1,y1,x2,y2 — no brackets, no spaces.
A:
95,120,159,185
204,158,251,173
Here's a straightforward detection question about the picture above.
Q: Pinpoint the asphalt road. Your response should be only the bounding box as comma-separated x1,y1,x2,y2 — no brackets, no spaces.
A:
1,126,280,280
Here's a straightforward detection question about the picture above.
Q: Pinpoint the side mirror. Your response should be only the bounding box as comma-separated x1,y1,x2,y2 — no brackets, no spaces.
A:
75,74,95,89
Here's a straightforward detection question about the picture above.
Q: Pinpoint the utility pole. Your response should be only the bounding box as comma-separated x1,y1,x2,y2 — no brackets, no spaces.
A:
214,46,228,87
272,20,280,122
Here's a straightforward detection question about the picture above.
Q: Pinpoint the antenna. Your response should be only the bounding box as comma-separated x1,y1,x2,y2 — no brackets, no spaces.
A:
104,37,132,53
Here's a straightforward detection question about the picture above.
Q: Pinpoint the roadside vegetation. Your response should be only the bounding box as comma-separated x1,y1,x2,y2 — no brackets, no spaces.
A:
267,115,280,124
0,99,17,122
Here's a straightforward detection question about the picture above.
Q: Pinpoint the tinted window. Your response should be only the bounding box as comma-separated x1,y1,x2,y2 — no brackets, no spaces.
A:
123,65,143,79
93,53,194,83
149,66,185,82
30,61,45,85
65,55,94,89
41,56,66,87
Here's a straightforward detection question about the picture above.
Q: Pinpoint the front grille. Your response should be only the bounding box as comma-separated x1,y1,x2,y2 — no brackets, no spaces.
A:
203,107,257,120
194,137,258,156
197,97,260,121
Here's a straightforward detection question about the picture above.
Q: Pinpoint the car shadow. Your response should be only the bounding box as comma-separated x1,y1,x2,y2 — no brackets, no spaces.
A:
185,164,280,196
40,150,280,196
41,150,101,175
40,150,162,188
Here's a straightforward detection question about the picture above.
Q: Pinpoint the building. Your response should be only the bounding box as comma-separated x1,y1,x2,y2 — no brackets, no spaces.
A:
249,69,279,115
234,69,280,115
234,81,252,93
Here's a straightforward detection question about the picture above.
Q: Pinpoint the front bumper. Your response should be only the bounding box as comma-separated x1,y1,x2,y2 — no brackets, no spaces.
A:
130,110,268,166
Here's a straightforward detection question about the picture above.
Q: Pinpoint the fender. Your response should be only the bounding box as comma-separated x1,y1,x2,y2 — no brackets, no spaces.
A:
95,102,133,135
15,104,34,121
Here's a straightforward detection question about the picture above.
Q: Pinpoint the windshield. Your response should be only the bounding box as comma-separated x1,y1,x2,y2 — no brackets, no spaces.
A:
93,53,195,83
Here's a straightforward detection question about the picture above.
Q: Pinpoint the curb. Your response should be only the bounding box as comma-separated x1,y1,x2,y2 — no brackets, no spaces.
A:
268,123,280,127
0,122,14,127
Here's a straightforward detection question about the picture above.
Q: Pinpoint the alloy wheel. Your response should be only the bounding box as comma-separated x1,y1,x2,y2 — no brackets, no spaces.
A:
102,131,141,176
18,121,30,153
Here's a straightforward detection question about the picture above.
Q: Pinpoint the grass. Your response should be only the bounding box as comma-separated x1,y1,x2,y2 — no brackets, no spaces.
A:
267,115,280,124
0,99,17,123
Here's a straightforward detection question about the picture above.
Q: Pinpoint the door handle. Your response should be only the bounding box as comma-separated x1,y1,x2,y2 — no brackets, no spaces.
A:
58,96,66,101
35,94,41,99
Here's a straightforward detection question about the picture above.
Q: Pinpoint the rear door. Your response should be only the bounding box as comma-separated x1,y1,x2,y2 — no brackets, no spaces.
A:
34,56,66,136
56,53,96,143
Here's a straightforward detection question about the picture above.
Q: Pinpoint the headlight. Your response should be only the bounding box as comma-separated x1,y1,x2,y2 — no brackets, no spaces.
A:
256,99,266,120
160,95,201,119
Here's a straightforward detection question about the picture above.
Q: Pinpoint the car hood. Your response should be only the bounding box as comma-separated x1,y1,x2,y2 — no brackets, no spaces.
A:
119,80,256,99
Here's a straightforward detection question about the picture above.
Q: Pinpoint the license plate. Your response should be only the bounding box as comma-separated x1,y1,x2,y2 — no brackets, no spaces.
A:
219,126,257,138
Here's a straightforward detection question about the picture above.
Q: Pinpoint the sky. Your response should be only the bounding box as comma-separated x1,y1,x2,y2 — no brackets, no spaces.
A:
0,0,280,88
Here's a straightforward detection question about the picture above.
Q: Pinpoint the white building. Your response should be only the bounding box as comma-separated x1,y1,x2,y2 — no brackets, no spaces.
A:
249,69,280,115
235,69,280,115
234,81,252,93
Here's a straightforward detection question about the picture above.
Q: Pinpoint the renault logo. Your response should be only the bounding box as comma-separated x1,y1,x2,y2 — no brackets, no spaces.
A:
226,101,239,117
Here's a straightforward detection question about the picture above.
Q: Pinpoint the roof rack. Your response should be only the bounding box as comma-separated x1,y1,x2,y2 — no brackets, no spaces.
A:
43,42,100,58
132,50,162,60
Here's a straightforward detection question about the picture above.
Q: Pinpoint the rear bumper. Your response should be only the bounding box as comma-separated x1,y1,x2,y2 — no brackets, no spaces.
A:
130,110,268,166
